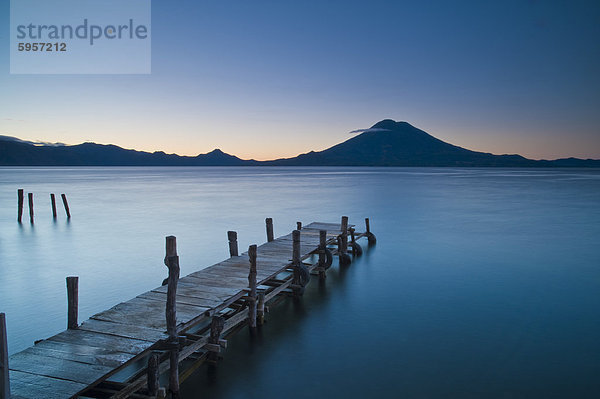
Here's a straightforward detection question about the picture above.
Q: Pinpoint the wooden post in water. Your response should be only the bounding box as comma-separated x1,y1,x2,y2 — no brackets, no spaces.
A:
291,230,309,296
265,218,274,242
27,193,34,224
340,216,349,253
365,217,376,245
164,236,180,399
248,245,257,329
66,276,78,330
257,292,265,325
61,194,71,218
319,230,327,280
296,221,302,230
208,316,224,364
338,216,351,265
1,313,9,399
147,351,160,397
227,231,238,257
17,189,24,223
50,194,57,218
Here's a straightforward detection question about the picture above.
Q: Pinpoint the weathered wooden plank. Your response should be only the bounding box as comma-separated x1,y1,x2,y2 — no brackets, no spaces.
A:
152,282,239,298
92,297,208,330
25,342,133,368
9,350,113,384
9,370,86,399
138,291,223,309
48,329,153,355
78,319,167,342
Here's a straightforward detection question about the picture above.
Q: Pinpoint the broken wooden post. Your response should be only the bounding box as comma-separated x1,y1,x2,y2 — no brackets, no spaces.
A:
349,227,362,256
365,218,376,245
227,231,238,257
66,276,78,330
50,194,57,218
248,245,257,329
257,292,265,325
265,218,274,242
341,216,349,252
292,230,310,296
296,221,302,230
27,193,34,224
147,351,160,397
338,216,351,265
164,236,180,399
337,235,351,266
1,313,9,399
17,189,23,223
61,194,71,218
318,230,327,280
207,316,224,364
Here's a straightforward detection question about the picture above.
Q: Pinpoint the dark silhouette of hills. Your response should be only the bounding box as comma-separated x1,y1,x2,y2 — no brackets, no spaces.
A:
1,120,598,167
0,137,257,166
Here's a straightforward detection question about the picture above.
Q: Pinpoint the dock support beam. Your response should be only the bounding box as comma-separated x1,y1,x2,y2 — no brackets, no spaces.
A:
338,216,351,265
265,218,274,242
61,194,71,219
17,189,23,223
1,313,9,399
66,276,79,330
318,230,327,280
227,231,238,257
349,227,362,256
248,245,257,329
292,230,310,296
28,193,34,224
165,236,180,399
257,292,265,325
50,194,57,219
365,218,376,245
147,351,160,397
208,316,224,364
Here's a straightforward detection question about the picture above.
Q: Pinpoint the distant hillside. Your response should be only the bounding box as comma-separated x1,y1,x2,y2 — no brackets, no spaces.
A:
266,120,600,167
0,138,257,166
1,121,599,167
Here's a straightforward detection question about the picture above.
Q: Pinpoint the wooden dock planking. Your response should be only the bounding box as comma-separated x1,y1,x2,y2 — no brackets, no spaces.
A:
7,219,372,399
8,370,86,399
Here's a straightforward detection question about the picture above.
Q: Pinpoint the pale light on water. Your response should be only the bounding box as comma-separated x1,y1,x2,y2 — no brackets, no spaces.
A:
1,167,599,398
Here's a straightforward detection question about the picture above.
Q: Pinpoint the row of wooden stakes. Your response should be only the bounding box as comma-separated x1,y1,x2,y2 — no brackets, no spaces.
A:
16,189,71,223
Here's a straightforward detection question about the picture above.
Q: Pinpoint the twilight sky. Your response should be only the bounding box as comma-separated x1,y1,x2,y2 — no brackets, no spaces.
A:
1,0,599,160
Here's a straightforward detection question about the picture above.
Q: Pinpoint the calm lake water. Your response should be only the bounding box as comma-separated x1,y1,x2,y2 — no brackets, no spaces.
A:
1,167,599,398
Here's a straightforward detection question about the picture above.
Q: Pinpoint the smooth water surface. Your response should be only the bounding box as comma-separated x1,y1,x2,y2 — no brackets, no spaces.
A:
1,167,599,398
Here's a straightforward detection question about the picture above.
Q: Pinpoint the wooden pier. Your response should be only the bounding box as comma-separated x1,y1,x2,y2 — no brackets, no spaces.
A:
2,217,376,399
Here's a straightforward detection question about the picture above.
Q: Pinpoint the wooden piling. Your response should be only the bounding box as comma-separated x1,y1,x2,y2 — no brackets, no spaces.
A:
265,218,274,242
319,230,327,280
248,245,257,329
147,352,160,397
227,231,238,257
341,216,349,252
296,221,302,230
50,194,57,218
66,276,79,330
365,218,376,245
61,194,71,218
257,292,265,325
208,316,224,363
17,189,23,223
1,313,9,399
291,230,310,296
164,236,180,399
28,193,34,224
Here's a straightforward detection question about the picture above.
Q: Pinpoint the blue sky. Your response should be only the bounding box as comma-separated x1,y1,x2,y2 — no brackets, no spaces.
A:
1,0,599,160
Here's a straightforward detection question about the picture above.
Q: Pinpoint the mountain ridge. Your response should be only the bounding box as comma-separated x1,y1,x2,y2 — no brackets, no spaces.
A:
1,120,598,167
